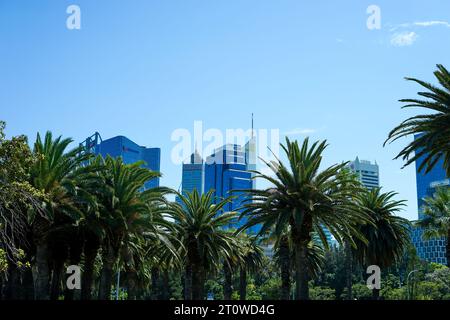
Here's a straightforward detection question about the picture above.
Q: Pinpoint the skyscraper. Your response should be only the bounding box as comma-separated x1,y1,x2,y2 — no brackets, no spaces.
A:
180,150,204,196
348,157,380,190
81,133,161,189
204,144,258,233
411,142,448,265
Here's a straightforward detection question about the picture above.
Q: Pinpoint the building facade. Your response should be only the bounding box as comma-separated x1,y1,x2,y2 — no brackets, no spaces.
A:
204,144,259,233
348,157,380,190
81,133,161,189
411,141,448,265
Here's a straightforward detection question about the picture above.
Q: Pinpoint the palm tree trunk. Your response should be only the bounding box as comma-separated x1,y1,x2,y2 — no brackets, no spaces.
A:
126,270,138,300
64,237,83,300
98,244,116,300
184,265,192,300
223,261,232,300
344,242,353,300
372,288,380,300
50,260,65,300
294,243,309,300
151,267,159,300
34,242,50,300
81,237,99,300
192,264,204,300
239,267,247,300
162,270,170,300
279,236,291,300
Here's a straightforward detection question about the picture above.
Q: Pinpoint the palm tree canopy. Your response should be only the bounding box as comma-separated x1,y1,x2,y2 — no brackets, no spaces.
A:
385,64,450,176
352,188,411,269
239,137,370,247
169,189,238,272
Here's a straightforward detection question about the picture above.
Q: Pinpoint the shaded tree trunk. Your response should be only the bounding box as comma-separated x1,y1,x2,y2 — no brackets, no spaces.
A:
50,260,65,300
126,270,138,300
162,270,170,300
344,241,353,300
151,267,159,300
294,243,309,300
239,267,247,300
81,236,99,300
279,236,291,300
192,264,205,300
184,265,192,300
64,236,83,300
81,237,99,300
372,288,380,300
33,242,50,300
98,244,116,300
223,261,232,300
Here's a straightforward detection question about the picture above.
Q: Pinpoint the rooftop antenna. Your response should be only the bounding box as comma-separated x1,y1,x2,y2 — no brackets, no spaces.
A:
251,113,254,138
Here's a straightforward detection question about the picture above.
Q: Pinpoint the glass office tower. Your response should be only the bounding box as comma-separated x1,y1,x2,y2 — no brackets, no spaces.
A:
82,134,161,189
411,138,448,265
181,150,204,195
204,144,259,233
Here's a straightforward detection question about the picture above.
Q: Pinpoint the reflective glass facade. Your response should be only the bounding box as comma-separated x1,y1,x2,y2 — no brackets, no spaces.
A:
93,135,161,189
205,144,259,233
411,136,448,265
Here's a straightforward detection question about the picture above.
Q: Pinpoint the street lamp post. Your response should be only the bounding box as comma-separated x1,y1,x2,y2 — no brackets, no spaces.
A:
406,270,419,300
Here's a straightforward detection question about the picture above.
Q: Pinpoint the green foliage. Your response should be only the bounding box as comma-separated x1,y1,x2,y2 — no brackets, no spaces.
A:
385,64,450,175
309,285,336,300
0,249,8,273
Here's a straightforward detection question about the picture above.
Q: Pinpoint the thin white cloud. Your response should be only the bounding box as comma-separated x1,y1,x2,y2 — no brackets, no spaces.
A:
390,32,418,47
390,20,450,31
284,128,317,136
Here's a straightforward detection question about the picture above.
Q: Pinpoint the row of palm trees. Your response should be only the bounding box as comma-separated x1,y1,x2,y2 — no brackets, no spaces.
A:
1,130,267,300
1,64,449,300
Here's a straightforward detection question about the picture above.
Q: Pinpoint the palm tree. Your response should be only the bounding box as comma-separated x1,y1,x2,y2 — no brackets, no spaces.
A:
237,235,264,300
29,132,92,300
417,187,450,267
240,138,368,300
94,156,167,300
352,188,411,300
168,190,237,300
385,64,450,176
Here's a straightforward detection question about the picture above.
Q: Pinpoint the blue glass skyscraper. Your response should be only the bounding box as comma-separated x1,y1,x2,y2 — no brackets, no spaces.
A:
180,150,204,196
411,137,448,265
204,144,258,233
81,133,161,189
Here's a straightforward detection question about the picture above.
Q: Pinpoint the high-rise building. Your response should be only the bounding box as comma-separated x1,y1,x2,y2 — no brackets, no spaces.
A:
81,133,161,189
204,144,259,233
411,141,448,265
348,157,380,190
180,150,204,196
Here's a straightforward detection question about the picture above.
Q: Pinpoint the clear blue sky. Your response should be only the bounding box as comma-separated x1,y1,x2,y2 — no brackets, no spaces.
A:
2,0,450,220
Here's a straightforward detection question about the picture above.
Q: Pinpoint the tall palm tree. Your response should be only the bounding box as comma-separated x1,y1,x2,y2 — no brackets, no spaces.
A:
416,187,450,267
385,64,450,176
95,156,168,300
240,138,368,300
237,235,264,300
29,132,92,300
352,188,411,300
168,190,237,300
